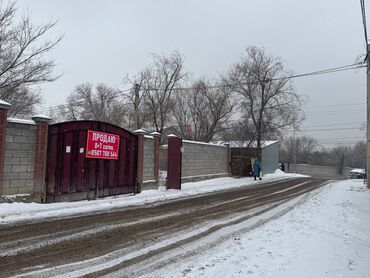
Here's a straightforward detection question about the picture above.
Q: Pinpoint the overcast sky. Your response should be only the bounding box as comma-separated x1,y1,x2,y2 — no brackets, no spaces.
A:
16,0,367,147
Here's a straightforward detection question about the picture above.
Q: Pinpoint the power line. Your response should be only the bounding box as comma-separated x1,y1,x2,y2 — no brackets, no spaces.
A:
304,109,365,115
35,62,366,114
317,136,366,140
287,127,363,132
318,142,365,145
143,63,365,92
302,122,364,128
303,102,365,109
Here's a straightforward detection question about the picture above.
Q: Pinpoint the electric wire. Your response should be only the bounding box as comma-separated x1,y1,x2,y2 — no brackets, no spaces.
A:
35,62,366,114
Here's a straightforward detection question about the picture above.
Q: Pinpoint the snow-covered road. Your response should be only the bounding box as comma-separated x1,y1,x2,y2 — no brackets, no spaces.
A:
2,175,367,278
141,179,370,278
0,175,326,277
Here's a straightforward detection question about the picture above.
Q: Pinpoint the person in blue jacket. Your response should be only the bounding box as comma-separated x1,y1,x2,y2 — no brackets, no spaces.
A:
253,159,262,180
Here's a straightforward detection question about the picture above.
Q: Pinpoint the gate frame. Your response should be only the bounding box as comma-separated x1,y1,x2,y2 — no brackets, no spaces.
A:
45,120,139,202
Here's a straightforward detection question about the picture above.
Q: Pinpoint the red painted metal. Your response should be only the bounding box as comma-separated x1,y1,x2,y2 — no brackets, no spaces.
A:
167,136,182,190
45,121,138,202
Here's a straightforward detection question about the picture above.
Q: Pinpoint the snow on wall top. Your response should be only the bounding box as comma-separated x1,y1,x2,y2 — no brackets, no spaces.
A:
182,140,227,148
7,118,36,125
212,140,279,148
0,100,11,107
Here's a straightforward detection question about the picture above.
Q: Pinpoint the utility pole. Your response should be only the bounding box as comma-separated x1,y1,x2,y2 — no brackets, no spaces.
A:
367,44,370,189
133,83,140,130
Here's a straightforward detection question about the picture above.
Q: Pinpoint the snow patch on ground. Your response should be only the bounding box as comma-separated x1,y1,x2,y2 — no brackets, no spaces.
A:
0,170,305,225
146,179,370,278
264,168,309,179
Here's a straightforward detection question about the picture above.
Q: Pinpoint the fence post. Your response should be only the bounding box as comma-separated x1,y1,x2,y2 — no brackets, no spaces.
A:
133,129,146,193
224,142,231,176
0,100,10,198
32,115,51,203
167,134,182,190
150,132,161,187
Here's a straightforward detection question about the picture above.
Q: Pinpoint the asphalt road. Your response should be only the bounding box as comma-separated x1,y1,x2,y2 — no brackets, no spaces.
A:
0,177,329,277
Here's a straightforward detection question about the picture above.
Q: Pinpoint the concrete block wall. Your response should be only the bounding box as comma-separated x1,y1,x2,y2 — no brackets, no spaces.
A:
2,121,36,195
181,140,228,181
0,100,51,202
143,136,155,182
288,163,352,179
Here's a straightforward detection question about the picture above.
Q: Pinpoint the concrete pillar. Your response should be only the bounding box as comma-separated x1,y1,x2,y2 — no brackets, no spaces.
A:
150,132,161,187
32,114,51,203
0,100,10,197
133,129,146,193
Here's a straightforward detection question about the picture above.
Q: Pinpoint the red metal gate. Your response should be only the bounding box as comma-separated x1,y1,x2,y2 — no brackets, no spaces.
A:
167,136,182,189
45,121,138,202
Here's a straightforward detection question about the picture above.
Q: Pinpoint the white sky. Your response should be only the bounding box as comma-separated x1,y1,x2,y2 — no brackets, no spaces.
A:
16,0,367,146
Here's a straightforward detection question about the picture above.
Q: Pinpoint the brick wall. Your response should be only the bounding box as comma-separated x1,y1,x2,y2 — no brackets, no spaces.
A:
181,140,228,181
143,136,155,182
2,120,36,195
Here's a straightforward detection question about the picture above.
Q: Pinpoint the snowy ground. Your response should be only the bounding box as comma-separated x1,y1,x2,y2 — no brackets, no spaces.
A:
0,170,305,225
143,179,370,278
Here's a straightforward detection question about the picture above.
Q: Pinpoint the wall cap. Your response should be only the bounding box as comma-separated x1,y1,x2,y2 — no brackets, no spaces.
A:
133,129,146,135
0,99,11,109
31,114,52,123
150,131,161,137
7,118,36,125
182,139,227,148
167,134,178,138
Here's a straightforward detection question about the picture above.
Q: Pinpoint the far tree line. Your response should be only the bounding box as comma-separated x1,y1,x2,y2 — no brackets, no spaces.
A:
280,136,366,173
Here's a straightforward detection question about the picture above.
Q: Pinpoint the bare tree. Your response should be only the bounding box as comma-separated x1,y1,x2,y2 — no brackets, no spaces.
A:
172,79,235,142
349,141,367,168
122,72,150,130
227,47,304,160
5,86,41,117
280,135,318,164
63,83,127,126
333,146,351,175
0,1,62,116
141,51,186,133
218,119,255,142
